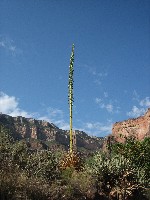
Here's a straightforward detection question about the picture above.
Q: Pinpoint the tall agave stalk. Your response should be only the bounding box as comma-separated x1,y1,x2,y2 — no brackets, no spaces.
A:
59,45,82,169
68,44,75,153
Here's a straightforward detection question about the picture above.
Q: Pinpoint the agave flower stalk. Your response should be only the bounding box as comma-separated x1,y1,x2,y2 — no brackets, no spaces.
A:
68,44,75,153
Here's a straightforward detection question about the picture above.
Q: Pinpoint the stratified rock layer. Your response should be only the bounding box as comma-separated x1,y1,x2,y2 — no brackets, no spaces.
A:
0,114,104,152
112,108,150,142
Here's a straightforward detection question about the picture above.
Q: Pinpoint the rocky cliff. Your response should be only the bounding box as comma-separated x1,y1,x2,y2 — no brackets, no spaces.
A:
0,113,104,153
112,108,150,142
1,109,149,153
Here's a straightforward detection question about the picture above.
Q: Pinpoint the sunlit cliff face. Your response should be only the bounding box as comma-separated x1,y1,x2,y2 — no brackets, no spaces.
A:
112,108,150,142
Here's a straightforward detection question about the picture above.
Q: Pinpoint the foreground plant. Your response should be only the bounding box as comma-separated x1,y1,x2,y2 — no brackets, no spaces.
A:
59,44,82,171
68,44,75,153
59,151,83,171
112,136,150,182
87,150,149,200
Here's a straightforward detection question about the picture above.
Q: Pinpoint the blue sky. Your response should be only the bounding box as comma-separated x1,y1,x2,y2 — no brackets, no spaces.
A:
0,0,150,137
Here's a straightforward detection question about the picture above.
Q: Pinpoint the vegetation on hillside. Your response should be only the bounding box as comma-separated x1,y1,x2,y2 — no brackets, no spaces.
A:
0,125,150,200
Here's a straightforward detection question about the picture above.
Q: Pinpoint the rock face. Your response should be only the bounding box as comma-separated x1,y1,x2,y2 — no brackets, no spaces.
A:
0,114,56,141
0,113,104,152
112,108,150,142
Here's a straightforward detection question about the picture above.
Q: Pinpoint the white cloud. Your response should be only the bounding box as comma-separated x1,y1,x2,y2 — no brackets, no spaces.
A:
98,72,107,77
54,120,70,130
104,92,108,98
86,123,94,129
132,90,140,102
38,116,70,130
0,92,114,137
95,98,114,113
38,106,70,130
38,116,52,122
127,95,150,118
0,92,70,129
95,98,102,104
10,110,33,118
87,66,108,86
95,96,121,114
0,36,22,55
0,92,18,113
84,121,112,136
0,92,33,117
127,106,146,118
140,97,150,107
0,41,5,47
106,104,113,112
47,107,63,118
94,79,101,85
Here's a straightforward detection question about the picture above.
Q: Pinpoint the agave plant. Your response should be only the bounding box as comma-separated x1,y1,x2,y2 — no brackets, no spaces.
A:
59,151,82,171
68,44,75,153
58,45,84,172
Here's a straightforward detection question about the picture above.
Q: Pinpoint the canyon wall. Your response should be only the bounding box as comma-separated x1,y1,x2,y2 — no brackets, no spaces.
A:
0,113,104,152
112,108,150,142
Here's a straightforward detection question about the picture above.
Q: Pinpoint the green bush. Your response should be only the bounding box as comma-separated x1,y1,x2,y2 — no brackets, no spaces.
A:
25,150,59,181
92,136,150,199
1,126,150,200
112,136,150,184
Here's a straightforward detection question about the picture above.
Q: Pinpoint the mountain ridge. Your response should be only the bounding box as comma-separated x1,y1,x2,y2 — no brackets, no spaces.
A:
0,108,150,153
0,113,104,153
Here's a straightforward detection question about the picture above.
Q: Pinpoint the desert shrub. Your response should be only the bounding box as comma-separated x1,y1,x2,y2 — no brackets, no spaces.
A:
0,126,13,163
11,140,29,169
70,170,96,199
0,126,29,171
60,167,75,184
87,152,149,200
56,168,94,200
25,150,59,182
0,128,60,199
145,188,150,200
24,177,51,200
0,161,30,200
1,126,149,200
112,136,150,185
0,167,52,200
